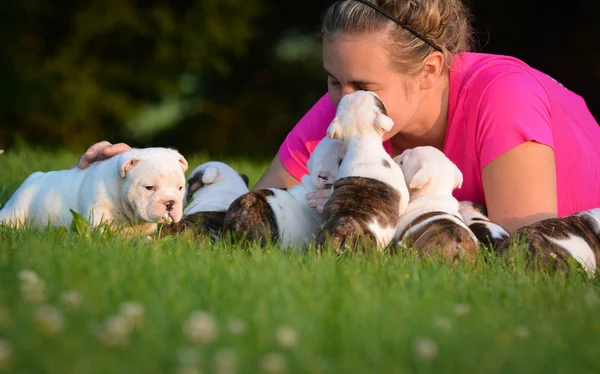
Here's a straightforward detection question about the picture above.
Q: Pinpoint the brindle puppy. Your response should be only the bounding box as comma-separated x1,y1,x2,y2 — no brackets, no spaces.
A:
316,176,401,253
496,208,600,277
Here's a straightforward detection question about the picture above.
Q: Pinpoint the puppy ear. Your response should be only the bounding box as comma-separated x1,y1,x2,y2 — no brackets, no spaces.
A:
201,166,219,184
326,117,343,140
374,111,394,133
408,165,431,190
453,166,464,189
178,156,188,173
119,157,140,178
239,173,250,187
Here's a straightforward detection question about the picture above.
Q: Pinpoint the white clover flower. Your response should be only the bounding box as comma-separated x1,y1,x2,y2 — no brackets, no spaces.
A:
119,301,145,327
276,326,298,348
35,305,64,337
0,339,13,370
60,291,83,310
18,269,39,284
96,314,133,348
215,348,237,374
227,318,246,336
19,270,46,303
454,304,471,317
413,337,438,362
514,325,530,339
260,353,287,374
185,311,218,345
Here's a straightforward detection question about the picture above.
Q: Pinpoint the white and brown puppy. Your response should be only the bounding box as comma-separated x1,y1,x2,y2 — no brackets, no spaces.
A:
316,90,410,252
458,201,509,250
393,146,479,265
496,208,600,277
0,147,188,235
160,161,250,239
223,136,345,248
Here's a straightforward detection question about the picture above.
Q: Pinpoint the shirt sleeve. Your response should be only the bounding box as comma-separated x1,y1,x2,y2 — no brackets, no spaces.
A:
473,69,554,169
278,93,337,181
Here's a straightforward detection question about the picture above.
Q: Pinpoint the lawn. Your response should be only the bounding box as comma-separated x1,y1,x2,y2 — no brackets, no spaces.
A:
0,146,599,374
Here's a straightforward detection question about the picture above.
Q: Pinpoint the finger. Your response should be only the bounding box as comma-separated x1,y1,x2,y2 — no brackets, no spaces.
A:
317,204,324,213
307,198,317,208
103,142,131,157
84,141,112,157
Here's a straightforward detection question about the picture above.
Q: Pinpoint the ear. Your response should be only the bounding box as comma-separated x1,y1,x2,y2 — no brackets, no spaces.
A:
239,173,250,187
119,157,140,178
178,156,188,173
453,166,463,189
201,166,219,184
326,117,343,140
420,52,445,90
374,111,394,133
408,165,431,190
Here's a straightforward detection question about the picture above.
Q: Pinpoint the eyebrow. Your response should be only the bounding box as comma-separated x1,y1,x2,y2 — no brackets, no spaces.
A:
323,67,378,87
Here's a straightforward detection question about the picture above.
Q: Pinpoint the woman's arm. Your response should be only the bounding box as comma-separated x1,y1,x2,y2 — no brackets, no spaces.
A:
482,141,558,233
252,153,301,190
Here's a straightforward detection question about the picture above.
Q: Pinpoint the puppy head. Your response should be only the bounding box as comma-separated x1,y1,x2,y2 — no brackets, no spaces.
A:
184,161,250,206
394,146,463,196
307,136,346,190
118,147,187,224
326,90,394,142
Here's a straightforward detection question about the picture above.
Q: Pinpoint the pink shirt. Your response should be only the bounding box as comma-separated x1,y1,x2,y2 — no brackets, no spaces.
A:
279,52,600,217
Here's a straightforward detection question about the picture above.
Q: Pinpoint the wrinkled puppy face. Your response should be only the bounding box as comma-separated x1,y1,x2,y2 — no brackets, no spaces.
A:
307,137,346,190
119,148,188,224
395,146,463,196
326,90,394,142
184,161,249,205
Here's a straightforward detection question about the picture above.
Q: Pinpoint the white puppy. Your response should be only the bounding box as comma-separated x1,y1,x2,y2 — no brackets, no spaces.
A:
458,201,509,249
223,136,345,248
160,161,250,238
496,208,600,277
393,146,479,264
0,147,188,234
316,90,409,252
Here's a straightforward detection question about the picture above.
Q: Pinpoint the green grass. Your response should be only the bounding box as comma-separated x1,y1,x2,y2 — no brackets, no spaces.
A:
1,147,599,374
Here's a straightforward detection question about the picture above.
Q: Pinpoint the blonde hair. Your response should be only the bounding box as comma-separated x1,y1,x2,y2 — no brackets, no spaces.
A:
321,0,475,75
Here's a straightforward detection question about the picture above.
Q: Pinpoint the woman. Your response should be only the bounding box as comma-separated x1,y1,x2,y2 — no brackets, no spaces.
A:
78,0,600,233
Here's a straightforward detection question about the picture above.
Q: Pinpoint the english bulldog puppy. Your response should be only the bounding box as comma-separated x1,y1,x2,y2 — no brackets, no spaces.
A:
0,147,188,235
458,201,509,250
495,208,600,278
393,146,479,265
223,136,345,248
316,90,410,252
160,161,250,239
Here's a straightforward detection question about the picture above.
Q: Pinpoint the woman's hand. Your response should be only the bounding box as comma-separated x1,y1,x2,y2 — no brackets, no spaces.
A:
76,141,132,169
306,188,333,213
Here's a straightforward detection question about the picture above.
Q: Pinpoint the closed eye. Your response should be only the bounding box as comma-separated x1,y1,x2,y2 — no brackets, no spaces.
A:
179,186,183,191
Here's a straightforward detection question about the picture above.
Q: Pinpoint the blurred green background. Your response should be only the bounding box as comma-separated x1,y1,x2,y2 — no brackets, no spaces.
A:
0,0,598,161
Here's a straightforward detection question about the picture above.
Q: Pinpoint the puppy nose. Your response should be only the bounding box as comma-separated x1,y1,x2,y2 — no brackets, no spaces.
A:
164,200,175,211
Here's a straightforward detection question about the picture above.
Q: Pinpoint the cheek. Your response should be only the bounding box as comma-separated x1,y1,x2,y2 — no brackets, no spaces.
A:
327,84,341,106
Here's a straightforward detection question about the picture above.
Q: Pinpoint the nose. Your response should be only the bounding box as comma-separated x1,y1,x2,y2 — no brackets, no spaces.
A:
164,200,175,211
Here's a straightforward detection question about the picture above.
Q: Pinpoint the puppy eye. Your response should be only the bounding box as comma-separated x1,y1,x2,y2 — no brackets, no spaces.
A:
144,185,155,191
400,161,404,165
179,186,183,191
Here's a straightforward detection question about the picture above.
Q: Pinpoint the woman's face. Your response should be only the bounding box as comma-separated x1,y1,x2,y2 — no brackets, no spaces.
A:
323,32,421,141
